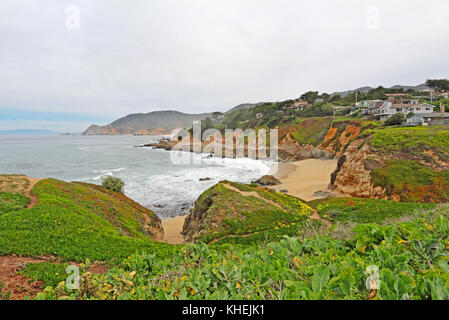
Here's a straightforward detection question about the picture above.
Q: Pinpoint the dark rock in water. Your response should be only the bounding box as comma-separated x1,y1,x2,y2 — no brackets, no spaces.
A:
253,175,281,186
154,204,166,208
280,190,289,194
199,177,212,182
313,190,336,199
364,158,383,171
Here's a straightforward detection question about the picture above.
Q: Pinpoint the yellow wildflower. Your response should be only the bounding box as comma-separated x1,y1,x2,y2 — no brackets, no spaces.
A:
293,256,302,268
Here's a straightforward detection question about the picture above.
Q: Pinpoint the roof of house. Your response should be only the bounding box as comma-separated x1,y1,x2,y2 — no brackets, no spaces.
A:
409,103,436,108
386,93,408,97
412,112,449,118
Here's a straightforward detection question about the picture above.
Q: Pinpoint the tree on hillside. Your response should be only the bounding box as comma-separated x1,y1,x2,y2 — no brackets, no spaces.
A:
321,93,331,102
211,112,223,122
300,91,319,103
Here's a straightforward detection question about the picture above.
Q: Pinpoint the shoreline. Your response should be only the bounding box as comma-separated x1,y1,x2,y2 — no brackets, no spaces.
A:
269,159,339,201
160,215,187,244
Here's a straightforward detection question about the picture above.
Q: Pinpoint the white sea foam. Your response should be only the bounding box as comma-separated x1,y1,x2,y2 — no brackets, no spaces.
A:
0,135,271,218
123,155,271,218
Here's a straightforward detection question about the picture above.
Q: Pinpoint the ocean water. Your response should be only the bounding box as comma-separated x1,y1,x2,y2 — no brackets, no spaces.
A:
0,135,271,218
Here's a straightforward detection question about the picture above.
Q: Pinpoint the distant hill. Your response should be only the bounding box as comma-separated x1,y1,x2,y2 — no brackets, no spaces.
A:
0,129,55,136
331,83,431,97
225,102,265,114
82,110,211,135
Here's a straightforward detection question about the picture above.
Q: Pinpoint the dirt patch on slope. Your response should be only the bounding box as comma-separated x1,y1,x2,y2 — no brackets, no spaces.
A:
0,175,41,209
222,183,285,210
0,255,108,300
24,177,41,208
0,256,44,300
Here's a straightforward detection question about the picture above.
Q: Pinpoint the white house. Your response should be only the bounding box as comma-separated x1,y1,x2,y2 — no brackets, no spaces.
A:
288,100,309,111
355,100,383,116
374,101,435,121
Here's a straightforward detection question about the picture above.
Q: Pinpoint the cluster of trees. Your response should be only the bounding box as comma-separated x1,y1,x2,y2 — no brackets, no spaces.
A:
426,79,449,98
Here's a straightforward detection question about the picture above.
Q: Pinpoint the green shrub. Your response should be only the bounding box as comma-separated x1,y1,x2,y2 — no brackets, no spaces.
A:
384,113,405,126
101,176,125,193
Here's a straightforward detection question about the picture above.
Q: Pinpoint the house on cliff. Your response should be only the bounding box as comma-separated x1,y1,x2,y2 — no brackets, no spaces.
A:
373,97,435,121
355,100,383,116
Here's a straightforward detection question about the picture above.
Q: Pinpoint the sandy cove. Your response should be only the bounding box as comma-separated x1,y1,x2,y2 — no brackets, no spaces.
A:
269,158,339,201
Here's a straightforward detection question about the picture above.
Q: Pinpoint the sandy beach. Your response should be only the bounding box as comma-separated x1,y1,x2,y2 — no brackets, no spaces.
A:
269,159,339,201
161,216,186,244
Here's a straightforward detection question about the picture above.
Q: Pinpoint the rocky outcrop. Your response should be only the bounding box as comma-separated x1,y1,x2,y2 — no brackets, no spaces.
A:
253,175,281,186
364,158,383,171
313,190,336,199
182,191,216,243
330,139,385,199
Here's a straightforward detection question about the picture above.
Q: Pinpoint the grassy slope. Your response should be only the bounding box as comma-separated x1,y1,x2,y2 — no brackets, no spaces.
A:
185,181,319,245
365,126,449,203
371,160,449,203
310,197,436,224
369,126,449,161
0,179,175,262
0,192,30,215
280,117,333,146
39,206,449,300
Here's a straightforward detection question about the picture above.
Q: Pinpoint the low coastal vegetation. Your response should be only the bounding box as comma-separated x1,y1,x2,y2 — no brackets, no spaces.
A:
0,192,30,215
371,160,449,203
1,174,448,300
310,197,436,225
369,126,449,161
37,206,449,300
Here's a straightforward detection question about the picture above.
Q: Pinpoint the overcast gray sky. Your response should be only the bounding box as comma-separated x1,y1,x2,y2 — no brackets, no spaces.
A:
1,0,449,131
